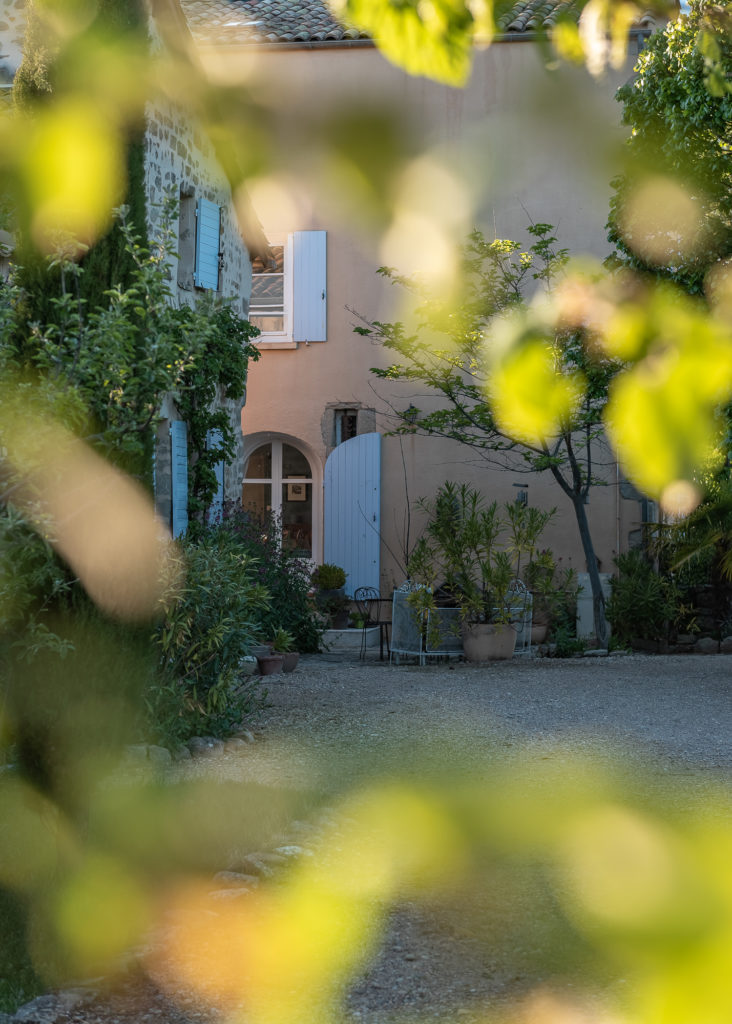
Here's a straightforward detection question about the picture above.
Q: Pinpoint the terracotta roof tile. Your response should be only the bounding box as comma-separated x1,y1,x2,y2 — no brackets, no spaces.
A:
179,0,659,46
179,0,370,46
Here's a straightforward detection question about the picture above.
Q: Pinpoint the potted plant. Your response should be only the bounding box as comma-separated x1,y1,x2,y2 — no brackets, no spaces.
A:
271,626,299,672
409,483,555,661
524,550,579,644
312,563,350,628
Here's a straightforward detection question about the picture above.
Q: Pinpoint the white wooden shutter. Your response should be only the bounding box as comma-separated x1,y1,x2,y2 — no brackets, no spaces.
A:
293,230,326,342
170,420,189,538
206,428,225,523
194,198,221,290
324,432,380,596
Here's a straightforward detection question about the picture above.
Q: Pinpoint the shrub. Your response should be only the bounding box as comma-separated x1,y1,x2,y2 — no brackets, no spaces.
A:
312,563,346,590
271,627,296,653
607,550,679,645
524,549,579,638
147,529,270,745
0,887,43,1013
216,504,324,653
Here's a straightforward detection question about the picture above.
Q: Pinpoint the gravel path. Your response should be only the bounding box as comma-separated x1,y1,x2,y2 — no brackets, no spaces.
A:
261,651,732,772
12,653,732,1024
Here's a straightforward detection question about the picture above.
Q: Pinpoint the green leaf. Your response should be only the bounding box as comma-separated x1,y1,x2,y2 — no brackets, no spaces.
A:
332,0,487,85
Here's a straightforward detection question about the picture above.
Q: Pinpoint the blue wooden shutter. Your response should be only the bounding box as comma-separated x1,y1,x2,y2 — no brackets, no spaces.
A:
195,198,220,290
324,432,380,596
293,230,326,342
170,420,189,538
206,428,225,523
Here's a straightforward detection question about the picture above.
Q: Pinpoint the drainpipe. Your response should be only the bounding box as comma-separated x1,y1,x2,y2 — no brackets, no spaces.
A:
615,460,621,558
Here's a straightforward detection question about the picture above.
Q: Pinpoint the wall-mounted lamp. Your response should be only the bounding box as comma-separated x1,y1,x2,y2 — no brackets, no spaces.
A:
401,404,419,425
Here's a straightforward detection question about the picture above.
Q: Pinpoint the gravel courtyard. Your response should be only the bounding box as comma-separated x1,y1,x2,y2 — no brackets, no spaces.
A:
13,653,732,1024
260,651,732,774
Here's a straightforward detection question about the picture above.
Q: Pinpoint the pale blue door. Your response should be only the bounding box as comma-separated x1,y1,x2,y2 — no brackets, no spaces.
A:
170,420,188,538
206,428,225,523
324,432,381,597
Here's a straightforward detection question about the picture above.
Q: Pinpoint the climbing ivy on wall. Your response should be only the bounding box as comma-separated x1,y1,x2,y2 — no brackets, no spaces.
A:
11,0,259,519
177,304,260,528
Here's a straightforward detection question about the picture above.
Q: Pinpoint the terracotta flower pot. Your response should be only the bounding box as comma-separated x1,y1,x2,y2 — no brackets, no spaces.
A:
463,622,516,662
531,624,548,645
256,653,284,675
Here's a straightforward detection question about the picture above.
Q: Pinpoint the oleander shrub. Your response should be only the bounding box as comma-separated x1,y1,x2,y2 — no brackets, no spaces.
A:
216,504,324,653
148,529,270,745
606,549,680,644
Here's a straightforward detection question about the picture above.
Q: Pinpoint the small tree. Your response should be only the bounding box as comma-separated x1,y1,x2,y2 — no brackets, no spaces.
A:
356,225,621,646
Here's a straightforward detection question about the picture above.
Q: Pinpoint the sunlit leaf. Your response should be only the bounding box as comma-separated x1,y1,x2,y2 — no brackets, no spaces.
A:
488,332,585,445
17,99,124,253
616,177,708,269
152,876,381,1024
0,777,71,892
604,296,732,502
552,21,586,65
322,782,468,897
52,853,150,976
560,805,719,952
579,0,640,77
330,0,487,85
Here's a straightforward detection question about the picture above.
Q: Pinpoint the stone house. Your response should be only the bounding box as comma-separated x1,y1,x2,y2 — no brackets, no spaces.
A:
0,0,267,537
176,0,662,603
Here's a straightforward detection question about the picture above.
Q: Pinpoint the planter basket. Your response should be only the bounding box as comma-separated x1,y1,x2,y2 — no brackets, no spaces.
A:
507,580,533,655
390,580,533,664
390,585,462,665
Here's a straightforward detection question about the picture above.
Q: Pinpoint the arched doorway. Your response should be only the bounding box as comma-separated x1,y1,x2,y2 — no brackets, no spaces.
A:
242,438,318,560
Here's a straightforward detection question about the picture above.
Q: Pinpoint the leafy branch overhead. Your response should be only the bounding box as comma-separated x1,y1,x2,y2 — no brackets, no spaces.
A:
363,224,619,482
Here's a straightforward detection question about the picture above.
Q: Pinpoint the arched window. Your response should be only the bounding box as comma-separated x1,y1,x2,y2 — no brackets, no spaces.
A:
242,440,314,558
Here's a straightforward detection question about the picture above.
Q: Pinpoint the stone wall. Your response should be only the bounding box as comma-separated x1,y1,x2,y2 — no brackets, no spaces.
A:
144,98,253,528
1,8,254,532
0,0,25,78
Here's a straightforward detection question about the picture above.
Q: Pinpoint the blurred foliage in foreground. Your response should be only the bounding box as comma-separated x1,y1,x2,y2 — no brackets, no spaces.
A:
2,735,732,1023
1,0,732,1016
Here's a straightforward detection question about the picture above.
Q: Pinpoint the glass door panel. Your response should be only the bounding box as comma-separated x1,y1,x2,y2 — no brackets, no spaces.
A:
282,481,312,558
242,482,272,518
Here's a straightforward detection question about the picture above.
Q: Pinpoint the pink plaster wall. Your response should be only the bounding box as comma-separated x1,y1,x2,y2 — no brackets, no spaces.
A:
236,38,647,589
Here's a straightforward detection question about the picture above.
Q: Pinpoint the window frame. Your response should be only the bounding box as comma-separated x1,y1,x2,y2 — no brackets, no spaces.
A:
249,233,293,344
249,230,327,347
242,435,323,564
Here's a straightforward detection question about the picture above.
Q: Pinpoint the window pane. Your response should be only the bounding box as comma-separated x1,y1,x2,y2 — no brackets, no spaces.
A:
250,314,284,333
283,444,311,478
245,444,271,479
252,246,284,274
282,482,312,558
242,482,272,518
251,275,284,304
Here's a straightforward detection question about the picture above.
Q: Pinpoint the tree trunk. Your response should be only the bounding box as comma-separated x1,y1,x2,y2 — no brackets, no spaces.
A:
571,494,609,647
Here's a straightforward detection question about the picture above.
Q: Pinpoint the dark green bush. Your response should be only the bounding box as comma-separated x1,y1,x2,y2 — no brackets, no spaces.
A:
0,888,42,1013
607,550,679,644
